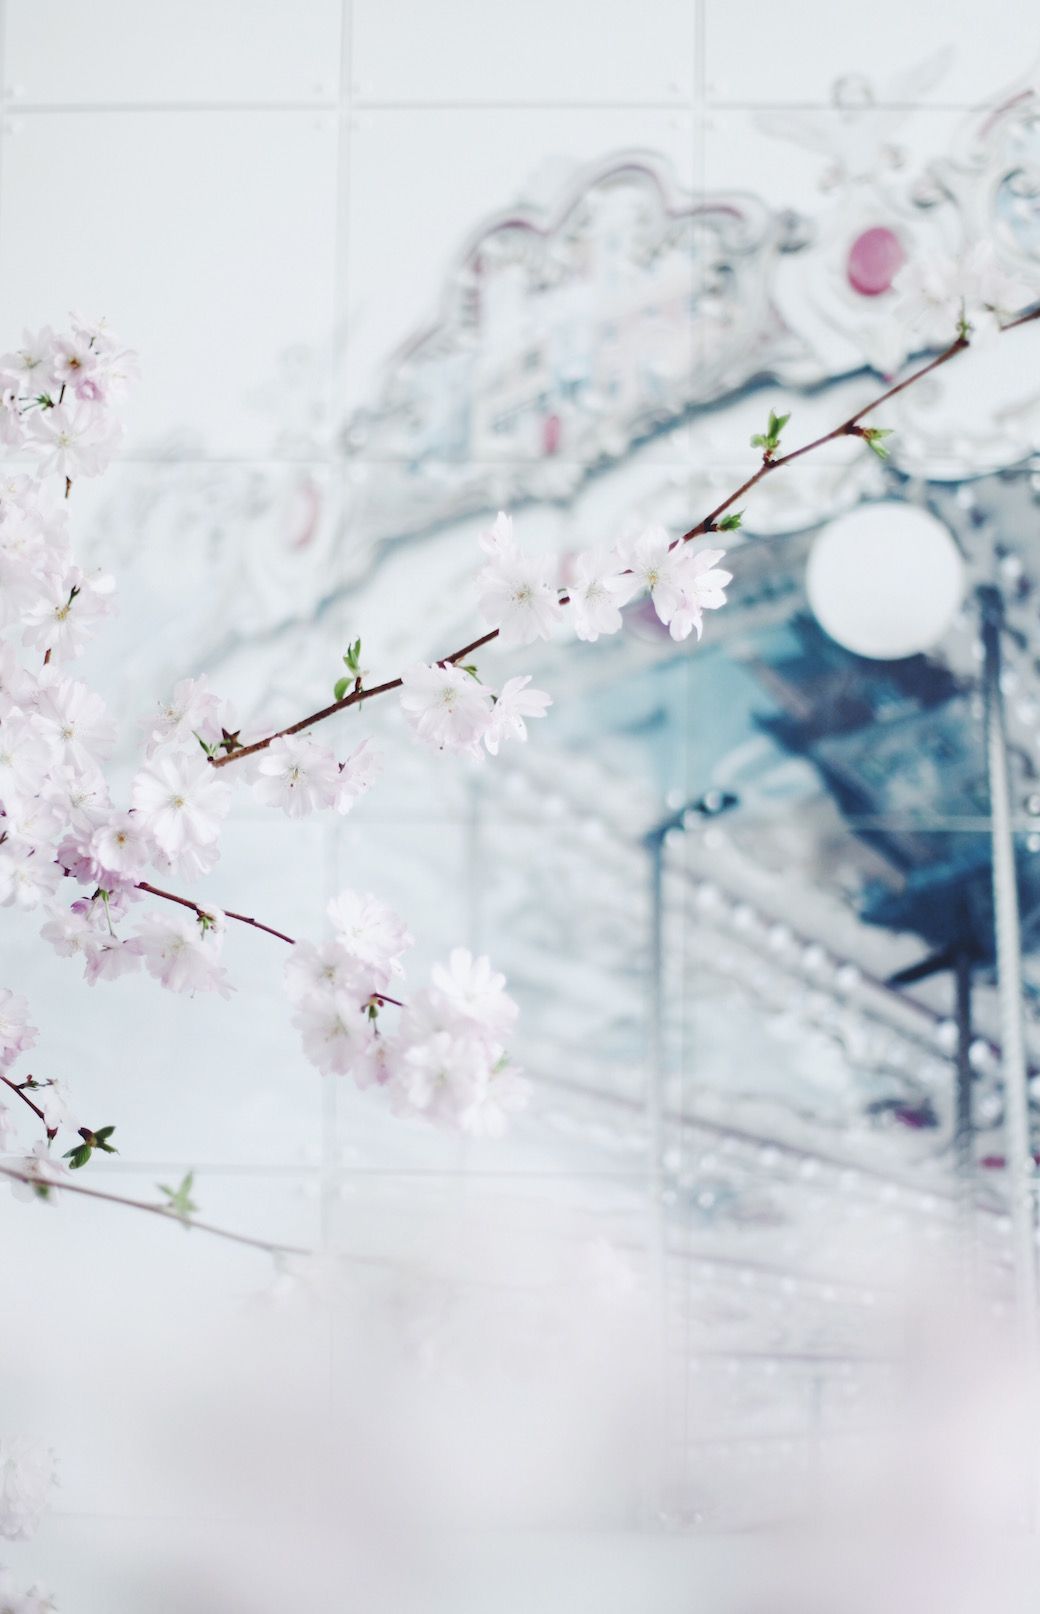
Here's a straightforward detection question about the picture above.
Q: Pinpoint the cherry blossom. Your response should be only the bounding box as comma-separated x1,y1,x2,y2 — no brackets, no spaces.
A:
892,241,1034,351
292,995,377,1079
33,675,116,776
333,737,381,814
0,329,57,394
144,675,226,758
0,1567,56,1614
21,567,115,660
26,402,123,481
327,888,413,983
613,524,692,630
484,676,551,757
8,1142,64,1202
284,938,378,1005
0,1438,58,1541
428,947,519,1040
0,990,37,1069
130,748,231,860
253,732,340,818
568,547,631,641
477,511,562,646
89,810,154,878
399,1031,491,1120
36,1078,77,1134
666,547,733,643
50,331,97,390
400,662,494,757
0,1104,17,1150
455,1056,530,1139
0,715,57,799
0,843,61,910
136,909,231,997
613,526,731,641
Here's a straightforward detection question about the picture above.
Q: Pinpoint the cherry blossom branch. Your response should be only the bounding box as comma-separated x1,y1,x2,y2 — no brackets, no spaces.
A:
136,880,297,946
136,881,408,1002
210,308,1040,769
0,1161,310,1257
0,1073,51,1136
210,629,501,769
677,333,971,541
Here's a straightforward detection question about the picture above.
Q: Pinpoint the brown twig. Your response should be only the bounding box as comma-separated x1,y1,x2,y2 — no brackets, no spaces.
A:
0,1072,53,1136
211,630,501,768
0,1161,310,1257
677,334,971,542
136,880,296,946
207,308,1040,769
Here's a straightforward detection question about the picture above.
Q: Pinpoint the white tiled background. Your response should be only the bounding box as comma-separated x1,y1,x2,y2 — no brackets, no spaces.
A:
2,3,1040,1609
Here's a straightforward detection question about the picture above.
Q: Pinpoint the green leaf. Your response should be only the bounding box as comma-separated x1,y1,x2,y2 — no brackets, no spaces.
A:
717,511,743,531
342,638,363,674
63,1143,93,1170
462,664,480,681
750,409,790,456
333,675,351,702
862,426,894,460
159,1171,198,1222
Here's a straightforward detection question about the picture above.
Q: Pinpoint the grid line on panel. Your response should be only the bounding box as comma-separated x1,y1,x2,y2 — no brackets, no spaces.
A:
92,1163,670,1179
682,0,708,1500
317,0,356,1427
349,98,698,111
705,100,987,111
0,0,7,248
6,99,341,114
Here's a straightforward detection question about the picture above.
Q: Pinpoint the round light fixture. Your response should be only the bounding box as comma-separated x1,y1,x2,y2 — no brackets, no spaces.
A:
806,500,965,660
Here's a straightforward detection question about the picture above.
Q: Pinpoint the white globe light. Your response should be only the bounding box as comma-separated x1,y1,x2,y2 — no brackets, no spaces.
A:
806,500,964,660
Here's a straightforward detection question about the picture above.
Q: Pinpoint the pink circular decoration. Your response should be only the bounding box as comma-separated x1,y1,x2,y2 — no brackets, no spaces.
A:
846,226,905,297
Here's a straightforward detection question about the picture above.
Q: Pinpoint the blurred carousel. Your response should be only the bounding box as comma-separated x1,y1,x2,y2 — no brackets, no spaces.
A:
80,64,1040,1525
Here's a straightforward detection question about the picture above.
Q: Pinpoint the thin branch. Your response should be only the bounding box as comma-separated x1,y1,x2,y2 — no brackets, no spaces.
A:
0,1072,52,1135
678,335,970,541
212,629,501,768
136,880,296,946
0,1161,310,1257
209,308,1040,769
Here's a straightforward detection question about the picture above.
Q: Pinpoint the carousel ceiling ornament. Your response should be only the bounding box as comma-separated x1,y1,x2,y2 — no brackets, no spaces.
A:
82,70,1040,724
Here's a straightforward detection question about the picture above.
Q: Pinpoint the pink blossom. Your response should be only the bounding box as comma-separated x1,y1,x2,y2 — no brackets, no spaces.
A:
253,733,340,818
136,911,231,997
327,888,413,983
130,748,230,859
0,989,37,1070
484,675,551,756
292,995,376,1079
399,662,493,756
333,737,381,814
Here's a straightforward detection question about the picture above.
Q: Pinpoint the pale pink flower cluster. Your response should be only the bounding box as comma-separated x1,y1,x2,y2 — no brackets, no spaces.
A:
0,322,243,994
891,241,1035,354
8,1140,65,1201
400,665,551,759
287,890,529,1136
0,1566,55,1613
477,511,562,647
0,989,37,1070
0,316,133,469
476,510,731,651
0,1438,57,1541
252,733,379,818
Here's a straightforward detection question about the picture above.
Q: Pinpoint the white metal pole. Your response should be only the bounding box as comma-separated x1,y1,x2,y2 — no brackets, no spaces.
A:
980,585,1039,1350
